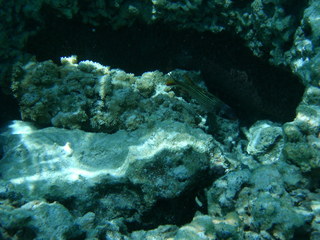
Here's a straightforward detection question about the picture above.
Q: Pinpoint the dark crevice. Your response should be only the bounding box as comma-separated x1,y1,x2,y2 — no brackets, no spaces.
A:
0,63,21,127
5,227,37,240
282,0,309,20
25,17,304,125
127,193,198,231
0,92,20,128
126,167,220,232
232,0,249,9
292,226,311,240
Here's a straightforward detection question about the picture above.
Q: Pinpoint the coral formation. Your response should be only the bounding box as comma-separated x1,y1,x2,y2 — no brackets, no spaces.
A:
11,58,195,132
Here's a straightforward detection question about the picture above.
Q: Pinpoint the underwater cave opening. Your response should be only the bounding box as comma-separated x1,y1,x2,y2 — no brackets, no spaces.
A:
25,18,304,125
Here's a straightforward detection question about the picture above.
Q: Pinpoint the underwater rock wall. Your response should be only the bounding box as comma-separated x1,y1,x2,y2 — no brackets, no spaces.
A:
1,0,320,239
0,0,316,82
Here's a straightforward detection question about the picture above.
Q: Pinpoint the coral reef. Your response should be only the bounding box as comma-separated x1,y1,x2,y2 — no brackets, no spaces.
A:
1,0,320,239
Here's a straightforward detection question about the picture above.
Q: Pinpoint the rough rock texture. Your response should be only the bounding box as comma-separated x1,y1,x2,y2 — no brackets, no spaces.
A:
0,201,78,239
11,57,201,132
169,162,313,240
1,0,320,239
210,164,308,240
288,0,320,86
283,85,320,172
2,56,319,239
245,120,284,164
0,119,214,219
11,57,239,142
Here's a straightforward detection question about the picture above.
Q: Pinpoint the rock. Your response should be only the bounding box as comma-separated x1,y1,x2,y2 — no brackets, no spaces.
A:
207,169,251,215
204,163,309,240
11,58,207,134
173,215,215,240
245,121,284,164
283,85,320,171
0,200,79,240
21,201,78,239
289,0,320,86
130,225,178,240
0,119,214,223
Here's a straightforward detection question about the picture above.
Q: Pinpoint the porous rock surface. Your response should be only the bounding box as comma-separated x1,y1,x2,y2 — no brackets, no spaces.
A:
11,57,204,133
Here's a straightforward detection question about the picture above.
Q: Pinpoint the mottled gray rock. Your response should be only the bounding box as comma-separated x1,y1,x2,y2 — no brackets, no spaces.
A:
236,164,308,240
288,0,320,86
75,212,97,238
207,169,251,215
2,56,244,239
203,162,309,240
0,119,214,223
0,200,78,240
173,215,216,240
245,120,284,164
11,57,240,146
283,85,320,171
0,203,32,230
22,201,77,239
